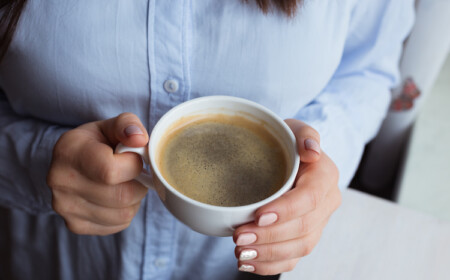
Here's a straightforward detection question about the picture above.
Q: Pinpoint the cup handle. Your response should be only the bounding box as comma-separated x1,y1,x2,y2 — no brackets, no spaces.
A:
115,143,155,190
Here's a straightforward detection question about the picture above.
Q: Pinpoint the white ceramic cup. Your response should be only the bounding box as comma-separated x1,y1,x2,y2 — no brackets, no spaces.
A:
116,96,300,236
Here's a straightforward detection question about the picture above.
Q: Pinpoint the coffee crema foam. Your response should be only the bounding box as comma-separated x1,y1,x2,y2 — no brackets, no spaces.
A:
157,114,288,207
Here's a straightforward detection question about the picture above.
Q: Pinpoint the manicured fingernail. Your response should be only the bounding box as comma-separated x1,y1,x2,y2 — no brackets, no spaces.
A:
239,249,258,261
258,213,278,227
124,125,143,136
304,138,320,154
239,264,255,272
236,233,257,246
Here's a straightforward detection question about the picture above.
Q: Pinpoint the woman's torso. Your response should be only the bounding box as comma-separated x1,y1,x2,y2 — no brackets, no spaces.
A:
0,1,357,279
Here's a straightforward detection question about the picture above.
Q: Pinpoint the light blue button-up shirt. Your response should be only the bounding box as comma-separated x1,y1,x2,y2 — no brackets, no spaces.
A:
0,0,414,279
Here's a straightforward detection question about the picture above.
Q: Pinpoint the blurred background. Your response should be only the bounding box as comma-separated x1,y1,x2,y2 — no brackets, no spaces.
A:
351,53,450,219
349,0,450,222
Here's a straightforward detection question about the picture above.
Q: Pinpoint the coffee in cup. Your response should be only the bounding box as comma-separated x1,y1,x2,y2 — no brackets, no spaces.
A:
157,113,289,207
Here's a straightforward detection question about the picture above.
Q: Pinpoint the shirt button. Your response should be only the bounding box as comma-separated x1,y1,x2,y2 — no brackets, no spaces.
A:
163,79,179,93
154,258,167,268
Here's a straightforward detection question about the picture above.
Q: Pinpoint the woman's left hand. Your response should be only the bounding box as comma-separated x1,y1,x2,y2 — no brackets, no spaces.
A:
233,119,342,275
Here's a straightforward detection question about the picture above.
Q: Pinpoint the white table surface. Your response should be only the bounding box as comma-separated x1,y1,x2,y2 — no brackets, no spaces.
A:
280,189,450,280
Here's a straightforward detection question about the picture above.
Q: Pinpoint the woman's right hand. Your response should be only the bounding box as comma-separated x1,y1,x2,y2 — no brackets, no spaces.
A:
47,113,149,235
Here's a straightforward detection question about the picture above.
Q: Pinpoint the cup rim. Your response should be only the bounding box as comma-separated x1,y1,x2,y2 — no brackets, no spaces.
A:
148,95,300,212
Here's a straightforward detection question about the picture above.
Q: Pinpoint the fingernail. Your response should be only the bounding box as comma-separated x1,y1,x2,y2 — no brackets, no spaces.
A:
258,213,278,227
124,125,143,136
304,138,320,154
239,249,258,261
236,233,257,246
239,264,255,272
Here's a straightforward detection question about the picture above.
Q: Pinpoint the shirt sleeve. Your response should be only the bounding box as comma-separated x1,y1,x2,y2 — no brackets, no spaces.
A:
0,89,70,214
294,0,415,189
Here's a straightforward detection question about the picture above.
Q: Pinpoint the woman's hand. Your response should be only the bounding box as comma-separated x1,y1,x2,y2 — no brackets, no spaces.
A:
233,119,341,275
47,113,149,235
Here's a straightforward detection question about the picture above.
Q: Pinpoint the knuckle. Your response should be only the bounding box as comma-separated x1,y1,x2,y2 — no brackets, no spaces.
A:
265,228,278,243
303,242,314,256
52,198,64,215
282,195,298,219
54,131,71,150
66,219,91,235
265,245,289,262
53,198,75,216
123,221,132,231
51,191,69,215
52,192,84,218
46,169,59,189
279,246,291,260
52,142,70,161
46,168,75,192
329,161,339,183
255,266,272,276
98,224,128,236
115,185,135,207
306,189,322,211
298,216,311,234
265,245,276,261
99,162,120,185
53,131,79,160
118,207,135,223
286,261,297,272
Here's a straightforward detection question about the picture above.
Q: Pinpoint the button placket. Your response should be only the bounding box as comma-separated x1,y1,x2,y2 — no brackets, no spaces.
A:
145,0,192,278
163,79,179,93
148,0,190,130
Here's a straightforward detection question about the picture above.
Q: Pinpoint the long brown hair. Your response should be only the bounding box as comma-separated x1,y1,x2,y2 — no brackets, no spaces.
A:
0,0,301,62
246,0,302,17
0,0,27,61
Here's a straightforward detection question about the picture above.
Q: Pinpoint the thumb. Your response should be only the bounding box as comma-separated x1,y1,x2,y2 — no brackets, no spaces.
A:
284,119,321,163
98,112,149,147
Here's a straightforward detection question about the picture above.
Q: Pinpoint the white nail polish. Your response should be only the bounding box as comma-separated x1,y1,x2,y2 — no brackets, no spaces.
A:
239,264,255,272
239,249,257,261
